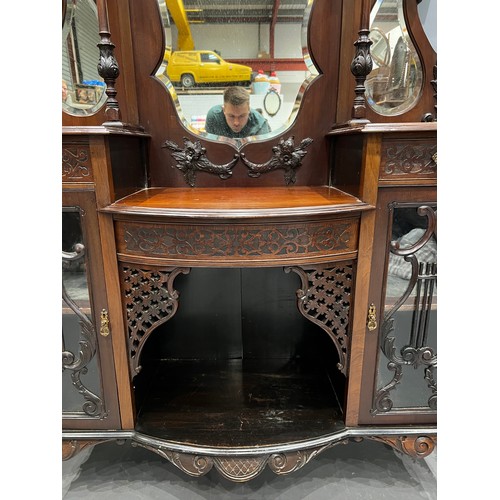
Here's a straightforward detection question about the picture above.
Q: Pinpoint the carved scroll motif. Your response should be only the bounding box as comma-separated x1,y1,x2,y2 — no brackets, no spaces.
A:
135,442,336,482
62,243,105,418
162,137,237,186
373,205,437,414
369,435,436,459
162,136,313,186
119,265,190,375
285,263,354,374
381,141,437,178
240,136,313,185
62,145,92,181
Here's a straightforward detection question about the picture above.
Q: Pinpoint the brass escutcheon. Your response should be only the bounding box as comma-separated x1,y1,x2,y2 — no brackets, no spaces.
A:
100,309,110,337
367,303,377,331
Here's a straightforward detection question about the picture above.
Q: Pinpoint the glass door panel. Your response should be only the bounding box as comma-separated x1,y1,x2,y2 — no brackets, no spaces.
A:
373,203,437,413
62,207,104,416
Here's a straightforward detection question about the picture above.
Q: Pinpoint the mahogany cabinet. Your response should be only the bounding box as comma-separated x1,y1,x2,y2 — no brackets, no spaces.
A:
62,188,121,431
328,121,437,427
62,0,437,480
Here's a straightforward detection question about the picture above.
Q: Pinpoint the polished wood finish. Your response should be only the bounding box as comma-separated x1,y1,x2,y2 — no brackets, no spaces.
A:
103,186,369,216
91,136,137,428
62,0,437,479
344,133,381,426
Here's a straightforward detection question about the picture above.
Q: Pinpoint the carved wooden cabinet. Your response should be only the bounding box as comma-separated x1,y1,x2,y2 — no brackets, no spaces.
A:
62,0,437,481
62,129,149,458
355,125,437,426
62,188,121,431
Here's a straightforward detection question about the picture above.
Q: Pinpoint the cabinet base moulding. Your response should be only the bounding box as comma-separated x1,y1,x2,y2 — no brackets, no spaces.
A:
62,429,436,481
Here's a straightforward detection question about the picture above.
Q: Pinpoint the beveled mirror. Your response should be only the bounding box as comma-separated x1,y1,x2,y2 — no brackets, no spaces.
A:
365,0,423,116
62,0,107,116
154,0,319,147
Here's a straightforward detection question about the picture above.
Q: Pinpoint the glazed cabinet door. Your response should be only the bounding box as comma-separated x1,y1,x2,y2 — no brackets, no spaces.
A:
62,190,121,429
358,186,437,425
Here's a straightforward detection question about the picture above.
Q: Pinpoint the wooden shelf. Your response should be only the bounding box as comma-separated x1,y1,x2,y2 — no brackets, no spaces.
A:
134,358,345,448
102,186,372,219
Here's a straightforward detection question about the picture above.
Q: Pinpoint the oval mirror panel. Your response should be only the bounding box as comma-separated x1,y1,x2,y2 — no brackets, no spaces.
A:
365,0,423,116
62,0,107,117
155,0,319,147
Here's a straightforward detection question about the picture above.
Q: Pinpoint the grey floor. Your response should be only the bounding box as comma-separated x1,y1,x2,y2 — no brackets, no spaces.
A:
62,439,437,499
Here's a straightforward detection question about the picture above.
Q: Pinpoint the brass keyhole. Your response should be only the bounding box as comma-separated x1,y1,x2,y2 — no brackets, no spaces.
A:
100,309,110,337
367,303,377,331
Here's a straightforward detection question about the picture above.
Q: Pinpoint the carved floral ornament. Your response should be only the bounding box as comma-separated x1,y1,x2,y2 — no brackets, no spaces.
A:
162,136,313,187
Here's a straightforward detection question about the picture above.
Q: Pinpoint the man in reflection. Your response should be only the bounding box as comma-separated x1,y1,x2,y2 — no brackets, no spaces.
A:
62,79,69,102
205,86,270,138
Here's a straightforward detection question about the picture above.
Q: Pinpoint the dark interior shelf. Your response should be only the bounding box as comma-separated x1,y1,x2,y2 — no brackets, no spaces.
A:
134,358,345,448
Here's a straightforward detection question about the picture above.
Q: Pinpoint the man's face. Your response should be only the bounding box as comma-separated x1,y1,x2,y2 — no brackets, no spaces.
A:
223,102,250,133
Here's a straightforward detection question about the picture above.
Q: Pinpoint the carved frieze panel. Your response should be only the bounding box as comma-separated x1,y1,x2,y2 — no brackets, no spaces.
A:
117,218,359,263
62,144,93,182
380,138,436,183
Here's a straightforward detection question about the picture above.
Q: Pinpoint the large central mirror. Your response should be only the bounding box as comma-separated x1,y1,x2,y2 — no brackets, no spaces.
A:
155,0,318,147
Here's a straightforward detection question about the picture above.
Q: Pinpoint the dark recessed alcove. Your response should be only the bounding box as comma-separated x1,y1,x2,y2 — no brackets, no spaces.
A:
133,267,347,447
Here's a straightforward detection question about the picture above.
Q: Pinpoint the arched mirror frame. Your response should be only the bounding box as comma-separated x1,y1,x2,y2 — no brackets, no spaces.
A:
152,0,318,149
121,0,346,188
362,0,437,123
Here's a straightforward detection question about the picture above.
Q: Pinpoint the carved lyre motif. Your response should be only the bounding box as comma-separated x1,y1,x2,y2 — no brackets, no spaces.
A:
373,205,437,413
240,136,313,185
62,242,105,418
163,137,238,186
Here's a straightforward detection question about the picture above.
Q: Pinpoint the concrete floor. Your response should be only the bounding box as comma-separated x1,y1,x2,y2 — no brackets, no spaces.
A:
62,439,437,499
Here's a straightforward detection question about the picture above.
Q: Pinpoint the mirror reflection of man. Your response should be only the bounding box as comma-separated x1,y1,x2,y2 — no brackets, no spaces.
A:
62,79,69,102
205,86,271,138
